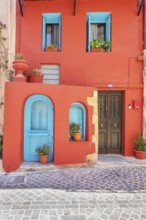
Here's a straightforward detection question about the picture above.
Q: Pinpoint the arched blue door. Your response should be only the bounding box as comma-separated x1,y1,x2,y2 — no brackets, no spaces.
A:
24,95,53,162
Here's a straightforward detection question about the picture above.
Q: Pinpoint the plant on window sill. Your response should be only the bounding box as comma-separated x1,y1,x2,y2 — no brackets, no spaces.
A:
44,44,59,52
70,123,82,141
90,38,111,52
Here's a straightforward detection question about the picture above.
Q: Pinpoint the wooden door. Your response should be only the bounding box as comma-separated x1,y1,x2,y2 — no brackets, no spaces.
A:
24,95,53,162
98,91,122,153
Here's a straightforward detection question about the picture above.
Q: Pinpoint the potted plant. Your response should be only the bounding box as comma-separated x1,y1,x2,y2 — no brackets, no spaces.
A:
90,38,111,52
36,144,50,164
44,44,58,52
29,68,43,83
70,123,82,141
12,53,29,76
132,132,146,159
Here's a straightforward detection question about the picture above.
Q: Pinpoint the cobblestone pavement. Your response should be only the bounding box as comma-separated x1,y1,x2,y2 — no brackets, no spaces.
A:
0,155,146,219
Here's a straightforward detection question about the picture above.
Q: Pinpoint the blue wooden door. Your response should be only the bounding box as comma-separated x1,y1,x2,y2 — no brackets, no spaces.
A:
24,95,53,162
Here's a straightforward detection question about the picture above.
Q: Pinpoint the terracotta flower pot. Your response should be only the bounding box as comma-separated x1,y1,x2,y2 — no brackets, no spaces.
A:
39,155,48,164
12,59,29,75
90,48,105,52
73,132,82,141
29,74,43,83
134,150,146,160
44,47,58,52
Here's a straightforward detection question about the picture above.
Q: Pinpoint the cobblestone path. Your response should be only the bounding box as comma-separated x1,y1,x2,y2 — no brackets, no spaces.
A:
0,166,146,192
0,157,146,220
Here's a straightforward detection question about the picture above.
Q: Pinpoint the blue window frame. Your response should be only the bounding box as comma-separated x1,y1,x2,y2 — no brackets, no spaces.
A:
42,13,61,51
86,12,111,52
69,102,86,140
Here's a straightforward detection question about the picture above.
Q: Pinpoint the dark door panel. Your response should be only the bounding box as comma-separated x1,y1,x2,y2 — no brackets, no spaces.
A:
98,91,122,154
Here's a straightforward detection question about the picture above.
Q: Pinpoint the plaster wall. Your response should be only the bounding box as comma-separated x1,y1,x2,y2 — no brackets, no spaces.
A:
0,0,16,134
3,83,96,172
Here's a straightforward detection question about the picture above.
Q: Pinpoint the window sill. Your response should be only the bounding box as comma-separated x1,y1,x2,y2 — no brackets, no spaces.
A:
44,49,60,52
69,139,87,142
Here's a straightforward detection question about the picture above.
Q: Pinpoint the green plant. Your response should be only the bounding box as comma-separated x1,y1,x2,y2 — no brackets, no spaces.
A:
70,123,81,135
46,44,57,49
90,38,111,51
36,144,50,156
132,132,146,151
15,53,25,60
30,68,41,74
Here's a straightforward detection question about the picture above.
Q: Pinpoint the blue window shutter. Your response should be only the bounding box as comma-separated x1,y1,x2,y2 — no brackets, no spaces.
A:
58,19,61,51
42,13,61,51
87,16,91,52
106,15,111,42
86,12,111,52
42,17,46,51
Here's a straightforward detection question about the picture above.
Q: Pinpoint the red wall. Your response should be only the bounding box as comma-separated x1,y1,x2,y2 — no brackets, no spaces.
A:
16,0,143,87
4,0,143,172
3,83,95,172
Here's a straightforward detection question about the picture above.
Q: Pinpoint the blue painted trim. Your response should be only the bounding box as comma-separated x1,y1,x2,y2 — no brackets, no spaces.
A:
42,17,46,52
86,12,111,52
69,102,86,140
42,13,61,51
87,16,91,52
24,94,54,162
42,13,61,23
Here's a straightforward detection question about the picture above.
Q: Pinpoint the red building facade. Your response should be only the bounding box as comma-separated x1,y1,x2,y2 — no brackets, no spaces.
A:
3,0,144,172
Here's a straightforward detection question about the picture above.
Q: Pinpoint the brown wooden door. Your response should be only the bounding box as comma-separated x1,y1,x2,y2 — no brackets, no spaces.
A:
98,91,122,154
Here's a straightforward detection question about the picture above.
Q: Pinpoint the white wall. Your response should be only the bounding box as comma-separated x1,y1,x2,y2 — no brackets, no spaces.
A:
0,0,16,134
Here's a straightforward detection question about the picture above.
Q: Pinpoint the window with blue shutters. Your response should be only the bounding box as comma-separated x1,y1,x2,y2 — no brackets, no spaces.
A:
86,12,111,52
69,102,86,140
42,13,61,51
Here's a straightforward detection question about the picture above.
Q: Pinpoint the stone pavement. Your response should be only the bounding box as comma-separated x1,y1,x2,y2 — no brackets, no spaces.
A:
0,155,146,220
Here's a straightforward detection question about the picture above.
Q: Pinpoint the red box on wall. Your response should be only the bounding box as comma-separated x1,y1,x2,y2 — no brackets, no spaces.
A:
133,100,141,109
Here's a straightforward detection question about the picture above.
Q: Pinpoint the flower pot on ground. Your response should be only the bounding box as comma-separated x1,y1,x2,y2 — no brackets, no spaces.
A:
70,123,82,141
90,38,111,52
12,53,29,82
29,68,43,83
36,145,50,164
132,132,146,160
44,45,58,52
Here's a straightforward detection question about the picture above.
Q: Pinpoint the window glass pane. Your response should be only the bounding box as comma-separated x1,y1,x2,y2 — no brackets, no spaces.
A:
90,24,105,41
31,101,48,130
46,24,59,47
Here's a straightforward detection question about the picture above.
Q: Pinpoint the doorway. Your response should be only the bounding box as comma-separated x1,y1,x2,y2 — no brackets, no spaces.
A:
24,94,54,161
98,91,122,154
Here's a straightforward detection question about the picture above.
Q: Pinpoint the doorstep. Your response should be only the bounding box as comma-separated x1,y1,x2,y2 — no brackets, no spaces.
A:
19,161,55,172
19,161,97,172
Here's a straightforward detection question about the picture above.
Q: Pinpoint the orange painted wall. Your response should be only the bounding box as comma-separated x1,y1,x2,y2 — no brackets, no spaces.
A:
4,0,143,172
16,0,143,87
3,83,95,172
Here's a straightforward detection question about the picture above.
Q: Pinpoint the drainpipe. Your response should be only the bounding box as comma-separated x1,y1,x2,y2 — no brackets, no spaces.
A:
143,0,146,138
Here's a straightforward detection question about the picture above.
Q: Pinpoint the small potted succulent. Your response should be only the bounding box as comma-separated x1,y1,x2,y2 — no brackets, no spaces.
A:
29,68,43,83
90,38,111,52
132,132,146,159
70,123,82,141
44,44,58,52
12,52,29,77
36,144,50,164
